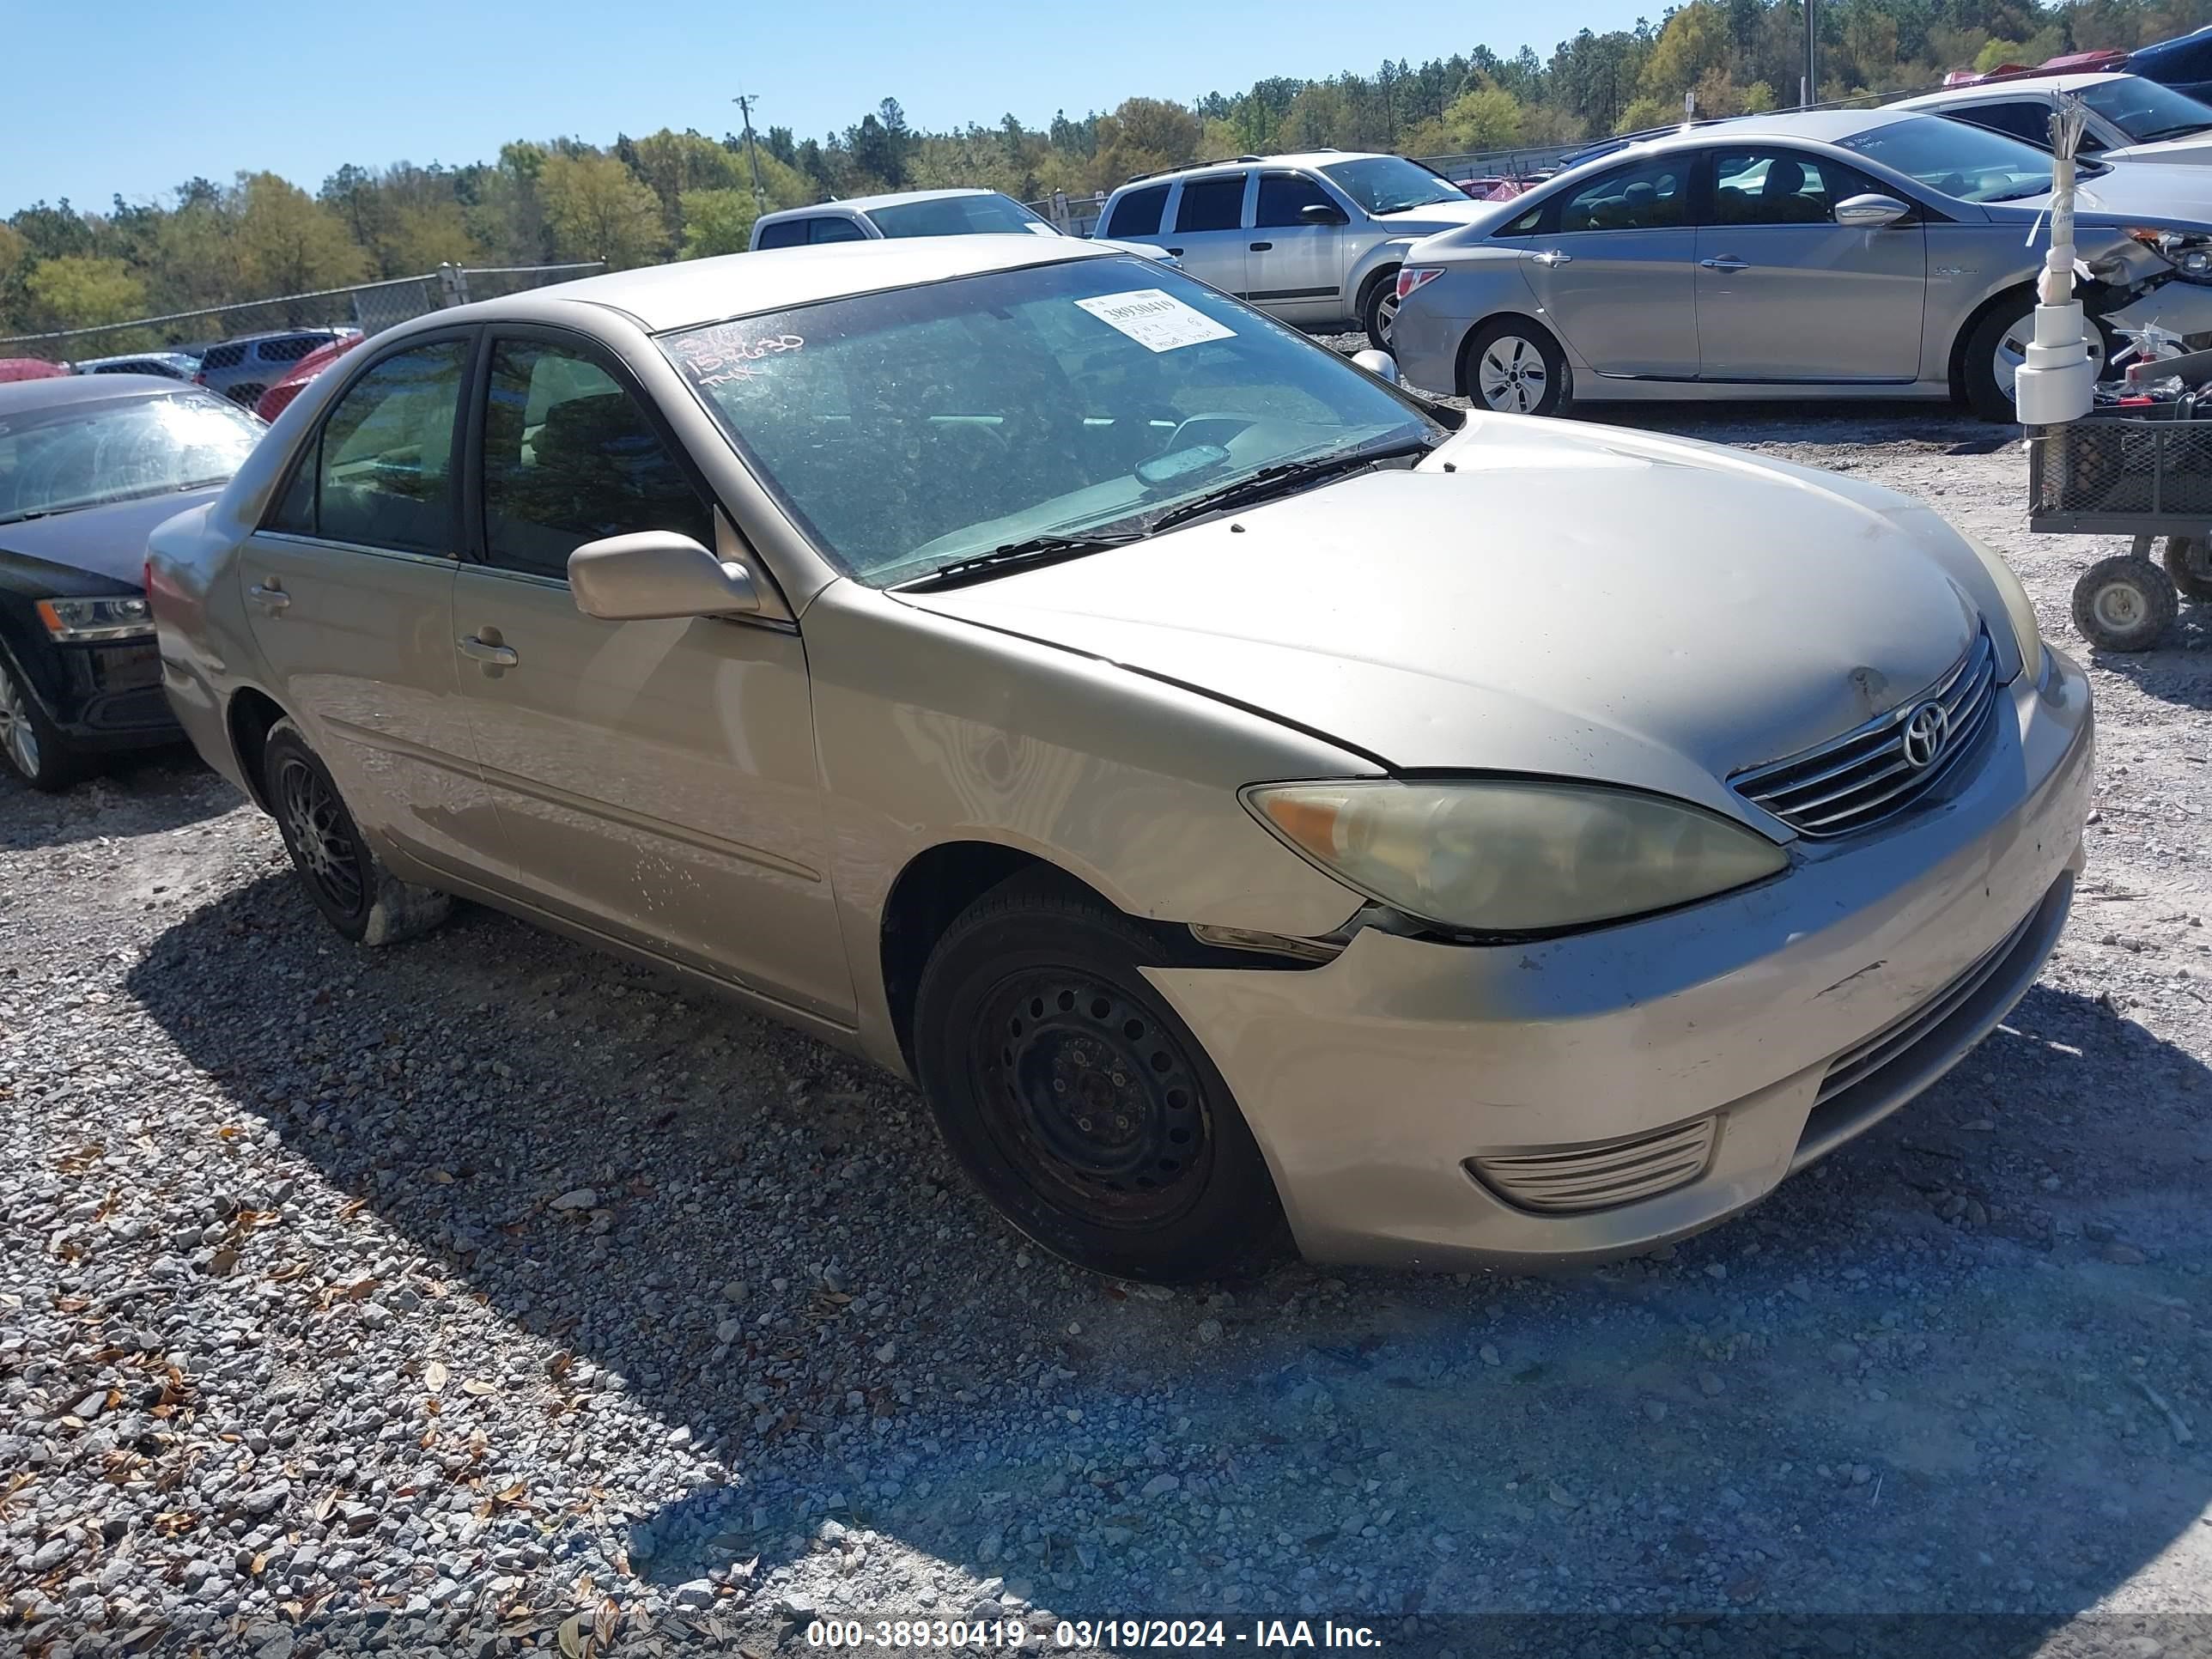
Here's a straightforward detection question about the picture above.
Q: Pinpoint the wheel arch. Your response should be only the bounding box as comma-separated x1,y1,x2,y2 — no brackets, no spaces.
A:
225,685,289,812
1948,281,2038,404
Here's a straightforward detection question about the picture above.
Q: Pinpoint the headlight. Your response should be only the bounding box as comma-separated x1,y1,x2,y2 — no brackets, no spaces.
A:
35,595,154,642
1243,779,1789,933
1964,535,2045,684
2127,227,2212,282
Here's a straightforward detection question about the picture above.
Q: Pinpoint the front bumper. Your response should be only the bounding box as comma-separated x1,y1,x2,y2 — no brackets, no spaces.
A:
2107,277,2212,349
8,634,180,752
1146,651,2094,1271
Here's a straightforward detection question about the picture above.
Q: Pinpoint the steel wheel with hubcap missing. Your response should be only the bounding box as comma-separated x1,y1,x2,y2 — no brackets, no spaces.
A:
2071,554,2177,653
912,873,1286,1283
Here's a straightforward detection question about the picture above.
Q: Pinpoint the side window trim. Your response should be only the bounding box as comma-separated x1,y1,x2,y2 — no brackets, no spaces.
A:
466,323,727,586
255,325,480,549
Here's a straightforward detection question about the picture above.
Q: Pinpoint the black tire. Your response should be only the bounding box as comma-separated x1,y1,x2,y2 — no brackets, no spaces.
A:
2071,554,2177,652
261,718,452,945
1460,316,1569,416
1360,268,1401,352
2164,535,2212,603
1961,294,2111,422
911,873,1288,1284
0,651,80,792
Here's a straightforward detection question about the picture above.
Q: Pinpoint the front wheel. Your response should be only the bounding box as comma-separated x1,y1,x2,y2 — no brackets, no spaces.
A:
2164,535,2212,603
1963,295,2111,422
2072,554,2177,652
1361,270,1401,352
0,653,78,792
261,719,452,945
1462,318,1568,416
911,874,1287,1283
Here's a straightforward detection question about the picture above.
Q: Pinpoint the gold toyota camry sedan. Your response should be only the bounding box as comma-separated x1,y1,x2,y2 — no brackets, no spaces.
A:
147,236,2092,1283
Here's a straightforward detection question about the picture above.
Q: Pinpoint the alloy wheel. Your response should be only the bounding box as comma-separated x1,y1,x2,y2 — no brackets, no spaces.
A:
1992,324,2107,400
1475,334,1549,414
275,755,366,918
0,662,40,781
1374,289,1400,346
970,969,1214,1230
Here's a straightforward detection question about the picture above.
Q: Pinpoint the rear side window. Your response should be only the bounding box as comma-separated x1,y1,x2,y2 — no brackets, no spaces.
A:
1949,100,2058,148
1103,184,1169,239
755,218,809,250
306,340,469,554
811,216,866,244
256,335,324,365
200,342,246,372
1254,173,1335,228
1175,176,1247,234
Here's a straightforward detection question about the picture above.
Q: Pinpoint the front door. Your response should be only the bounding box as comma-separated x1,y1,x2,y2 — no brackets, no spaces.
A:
1164,173,1253,297
240,332,503,877
1245,170,1346,320
1696,148,1927,382
1516,155,1700,378
452,330,852,1021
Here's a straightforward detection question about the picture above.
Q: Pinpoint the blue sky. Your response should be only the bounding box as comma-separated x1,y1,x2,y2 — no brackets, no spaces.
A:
5,0,1656,217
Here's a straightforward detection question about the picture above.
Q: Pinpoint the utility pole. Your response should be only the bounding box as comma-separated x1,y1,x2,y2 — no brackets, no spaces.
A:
732,94,766,213
1802,0,1820,108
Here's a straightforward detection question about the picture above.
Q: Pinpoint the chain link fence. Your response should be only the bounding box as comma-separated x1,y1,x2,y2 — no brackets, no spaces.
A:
0,262,605,378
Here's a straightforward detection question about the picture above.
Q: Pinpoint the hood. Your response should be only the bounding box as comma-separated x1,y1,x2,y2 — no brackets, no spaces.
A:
0,485,224,588
898,419,1990,825
2106,134,2212,165
1092,237,1175,261
2004,161,2212,228
1374,198,1516,234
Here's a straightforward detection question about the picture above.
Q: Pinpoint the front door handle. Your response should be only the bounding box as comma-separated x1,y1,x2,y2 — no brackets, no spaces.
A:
1249,240,1273,251
1165,246,1183,257
1699,256,1750,272
458,635,518,667
1528,249,1573,267
247,580,289,613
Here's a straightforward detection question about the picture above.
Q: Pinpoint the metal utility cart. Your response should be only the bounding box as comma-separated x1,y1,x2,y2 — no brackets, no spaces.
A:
2027,344,2212,653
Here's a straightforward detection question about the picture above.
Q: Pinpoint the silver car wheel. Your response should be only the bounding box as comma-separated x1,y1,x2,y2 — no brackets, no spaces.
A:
1475,334,1549,414
1992,323,2106,400
1375,289,1400,346
0,660,40,780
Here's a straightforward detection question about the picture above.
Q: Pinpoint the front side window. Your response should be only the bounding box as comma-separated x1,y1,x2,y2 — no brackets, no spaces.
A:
1947,99,2061,148
810,216,867,244
1254,173,1336,228
1558,157,1688,231
866,194,1048,238
1837,114,2067,202
0,391,260,526
660,254,1437,586
481,339,713,579
1103,184,1169,239
309,339,468,554
756,218,809,251
1175,176,1247,234
1711,149,1883,225
1319,155,1466,216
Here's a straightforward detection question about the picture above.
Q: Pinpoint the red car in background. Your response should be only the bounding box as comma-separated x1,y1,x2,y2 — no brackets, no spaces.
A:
254,333,364,422
0,358,70,383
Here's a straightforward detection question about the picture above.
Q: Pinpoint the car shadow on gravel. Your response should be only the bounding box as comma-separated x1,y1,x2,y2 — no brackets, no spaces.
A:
2078,601,2212,707
125,875,2212,1644
0,746,229,849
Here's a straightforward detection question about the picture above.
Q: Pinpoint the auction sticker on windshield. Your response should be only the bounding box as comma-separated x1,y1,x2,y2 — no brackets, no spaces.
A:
1074,289,1235,353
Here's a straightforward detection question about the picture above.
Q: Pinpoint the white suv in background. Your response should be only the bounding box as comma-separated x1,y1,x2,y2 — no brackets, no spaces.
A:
750,188,1174,264
1094,150,1498,347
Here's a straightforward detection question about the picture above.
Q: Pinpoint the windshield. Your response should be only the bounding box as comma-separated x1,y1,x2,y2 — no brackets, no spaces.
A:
865,193,1055,239
0,392,260,524
1837,113,2079,200
661,255,1436,586
2076,75,2212,142
1321,156,1468,215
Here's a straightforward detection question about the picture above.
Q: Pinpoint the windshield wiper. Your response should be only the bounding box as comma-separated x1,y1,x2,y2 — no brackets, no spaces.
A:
2134,122,2212,142
1146,438,1436,533
894,530,1146,592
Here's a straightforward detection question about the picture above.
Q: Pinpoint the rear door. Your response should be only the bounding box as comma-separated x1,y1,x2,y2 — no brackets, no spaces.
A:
1695,147,1926,383
1163,173,1254,297
450,328,850,1018
1514,155,1700,378
240,331,504,875
1246,170,1346,320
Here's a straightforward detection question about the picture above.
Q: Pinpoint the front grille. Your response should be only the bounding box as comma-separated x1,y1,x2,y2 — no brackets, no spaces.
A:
1812,901,2041,1110
1730,630,1997,838
1468,1115,1718,1215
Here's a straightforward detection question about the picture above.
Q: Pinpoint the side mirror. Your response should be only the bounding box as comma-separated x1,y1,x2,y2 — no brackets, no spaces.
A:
1349,348,1401,385
1835,193,1911,229
1299,202,1350,227
568,531,761,621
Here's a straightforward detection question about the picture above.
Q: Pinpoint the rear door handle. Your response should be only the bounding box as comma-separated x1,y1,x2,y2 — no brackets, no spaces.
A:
247,580,289,613
1528,249,1572,267
1699,256,1750,271
1249,241,1273,251
458,635,518,667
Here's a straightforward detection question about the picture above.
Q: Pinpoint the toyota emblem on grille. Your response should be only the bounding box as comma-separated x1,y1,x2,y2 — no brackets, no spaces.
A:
1900,701,1950,770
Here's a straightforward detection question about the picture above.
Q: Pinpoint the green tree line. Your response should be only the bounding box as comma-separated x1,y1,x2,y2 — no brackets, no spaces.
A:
3,0,2208,341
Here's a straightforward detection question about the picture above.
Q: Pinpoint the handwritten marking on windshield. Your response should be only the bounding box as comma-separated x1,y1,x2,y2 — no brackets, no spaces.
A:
673,331,805,387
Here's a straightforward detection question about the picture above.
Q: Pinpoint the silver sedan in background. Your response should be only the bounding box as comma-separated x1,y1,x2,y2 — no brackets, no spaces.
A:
1389,108,2212,420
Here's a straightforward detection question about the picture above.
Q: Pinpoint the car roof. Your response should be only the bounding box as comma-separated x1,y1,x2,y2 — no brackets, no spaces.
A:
757,188,997,222
1594,106,1925,155
0,373,199,413
449,234,1122,335
1113,151,1382,191
1893,70,2131,106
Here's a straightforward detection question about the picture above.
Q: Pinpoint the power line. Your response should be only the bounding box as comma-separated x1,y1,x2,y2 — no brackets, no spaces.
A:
732,94,766,212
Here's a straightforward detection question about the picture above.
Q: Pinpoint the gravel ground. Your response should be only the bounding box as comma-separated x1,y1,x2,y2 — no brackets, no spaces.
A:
5,392,2212,1659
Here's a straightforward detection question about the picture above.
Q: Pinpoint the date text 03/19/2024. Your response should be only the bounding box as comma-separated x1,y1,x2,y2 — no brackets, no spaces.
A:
802,1620,1384,1650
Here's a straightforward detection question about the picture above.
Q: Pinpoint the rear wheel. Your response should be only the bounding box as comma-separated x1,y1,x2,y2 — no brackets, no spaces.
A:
0,654,78,792
2071,554,2177,652
1462,318,1567,416
911,873,1287,1283
261,719,452,945
2164,535,2212,602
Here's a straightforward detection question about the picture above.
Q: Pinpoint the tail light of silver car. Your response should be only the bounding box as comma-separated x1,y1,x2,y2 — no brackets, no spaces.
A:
1395,266,1447,303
